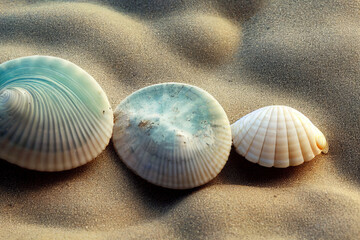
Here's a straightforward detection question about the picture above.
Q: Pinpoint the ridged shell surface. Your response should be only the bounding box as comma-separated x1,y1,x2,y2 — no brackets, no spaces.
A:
231,105,328,168
0,56,113,171
113,83,232,189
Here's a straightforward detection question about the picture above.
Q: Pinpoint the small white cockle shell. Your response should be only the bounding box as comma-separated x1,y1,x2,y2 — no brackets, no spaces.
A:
113,83,232,189
231,105,328,168
0,56,113,171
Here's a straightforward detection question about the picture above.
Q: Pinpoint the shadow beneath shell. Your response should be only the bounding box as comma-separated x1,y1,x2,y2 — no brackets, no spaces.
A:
237,1,360,185
216,148,319,187
110,143,195,214
110,145,321,215
0,158,90,193
125,171,195,210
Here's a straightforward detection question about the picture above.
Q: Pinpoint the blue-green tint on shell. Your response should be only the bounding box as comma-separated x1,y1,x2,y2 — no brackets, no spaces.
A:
113,83,232,189
0,56,113,171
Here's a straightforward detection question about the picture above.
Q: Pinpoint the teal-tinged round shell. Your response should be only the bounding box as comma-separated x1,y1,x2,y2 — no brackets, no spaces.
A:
113,83,232,189
0,56,113,171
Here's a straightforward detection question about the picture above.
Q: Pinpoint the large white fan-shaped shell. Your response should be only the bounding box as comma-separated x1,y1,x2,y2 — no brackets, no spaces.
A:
231,105,328,168
113,83,232,189
0,56,113,171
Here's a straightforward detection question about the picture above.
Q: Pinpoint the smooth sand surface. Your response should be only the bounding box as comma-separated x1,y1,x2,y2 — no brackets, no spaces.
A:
0,0,359,239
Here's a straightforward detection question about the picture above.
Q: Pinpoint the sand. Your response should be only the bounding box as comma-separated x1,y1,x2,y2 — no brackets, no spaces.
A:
0,0,359,239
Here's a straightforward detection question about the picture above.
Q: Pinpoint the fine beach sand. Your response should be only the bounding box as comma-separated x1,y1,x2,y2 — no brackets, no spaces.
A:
0,0,360,239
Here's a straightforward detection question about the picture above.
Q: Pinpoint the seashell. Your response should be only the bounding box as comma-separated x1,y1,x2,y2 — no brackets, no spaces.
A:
231,105,328,168
113,83,232,189
0,56,113,171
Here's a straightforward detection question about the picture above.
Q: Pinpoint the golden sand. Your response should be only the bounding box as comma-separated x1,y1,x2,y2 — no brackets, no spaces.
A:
0,0,359,239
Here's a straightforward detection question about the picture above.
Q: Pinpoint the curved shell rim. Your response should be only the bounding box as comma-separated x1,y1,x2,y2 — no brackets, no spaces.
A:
0,55,114,172
113,82,232,189
231,105,328,168
1,55,111,105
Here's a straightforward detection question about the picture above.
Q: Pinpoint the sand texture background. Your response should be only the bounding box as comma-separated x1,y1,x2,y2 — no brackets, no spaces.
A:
0,0,360,239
